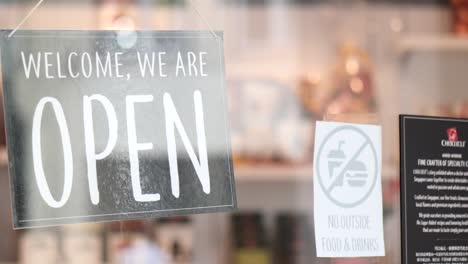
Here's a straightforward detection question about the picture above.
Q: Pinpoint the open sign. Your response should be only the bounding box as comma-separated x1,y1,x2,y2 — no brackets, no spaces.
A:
0,30,236,228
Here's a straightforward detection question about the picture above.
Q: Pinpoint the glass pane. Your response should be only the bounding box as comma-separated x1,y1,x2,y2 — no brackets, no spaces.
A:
0,0,460,263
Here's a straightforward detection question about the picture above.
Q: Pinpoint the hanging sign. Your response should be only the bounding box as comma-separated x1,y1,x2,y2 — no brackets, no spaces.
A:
0,30,237,228
401,115,468,264
313,121,385,257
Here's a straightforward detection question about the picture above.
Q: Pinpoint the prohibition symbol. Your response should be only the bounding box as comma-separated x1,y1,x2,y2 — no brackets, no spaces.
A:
316,125,378,208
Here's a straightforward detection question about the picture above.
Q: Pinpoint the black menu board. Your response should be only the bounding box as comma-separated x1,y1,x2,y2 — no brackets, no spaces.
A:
400,115,468,264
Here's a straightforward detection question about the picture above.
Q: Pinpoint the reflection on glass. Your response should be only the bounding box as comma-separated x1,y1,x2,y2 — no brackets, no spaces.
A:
0,0,457,264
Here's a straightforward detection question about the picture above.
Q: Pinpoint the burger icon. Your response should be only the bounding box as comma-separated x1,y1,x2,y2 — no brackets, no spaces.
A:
344,161,368,187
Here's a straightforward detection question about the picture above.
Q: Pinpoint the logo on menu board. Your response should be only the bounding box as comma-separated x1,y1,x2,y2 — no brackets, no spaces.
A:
447,127,459,141
442,127,466,147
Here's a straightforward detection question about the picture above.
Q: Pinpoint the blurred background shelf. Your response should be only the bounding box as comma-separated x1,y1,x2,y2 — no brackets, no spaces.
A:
235,164,398,182
399,35,468,54
234,164,313,183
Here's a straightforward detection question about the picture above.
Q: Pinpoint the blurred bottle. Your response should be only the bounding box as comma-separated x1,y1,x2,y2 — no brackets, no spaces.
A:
62,224,104,264
231,212,270,264
19,228,60,264
452,0,468,36
154,216,193,264
273,213,314,264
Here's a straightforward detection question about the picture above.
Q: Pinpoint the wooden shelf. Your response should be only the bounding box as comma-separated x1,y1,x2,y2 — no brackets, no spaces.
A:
234,164,313,182
234,164,398,183
399,35,468,54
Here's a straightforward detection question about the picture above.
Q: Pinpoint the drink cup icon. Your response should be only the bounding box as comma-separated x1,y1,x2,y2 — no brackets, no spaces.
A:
327,141,345,185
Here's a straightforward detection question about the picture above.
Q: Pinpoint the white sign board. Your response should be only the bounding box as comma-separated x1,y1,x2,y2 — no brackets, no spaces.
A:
313,121,385,257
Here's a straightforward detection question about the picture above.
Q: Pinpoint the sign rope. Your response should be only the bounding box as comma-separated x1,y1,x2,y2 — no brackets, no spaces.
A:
7,0,219,39
7,0,44,38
